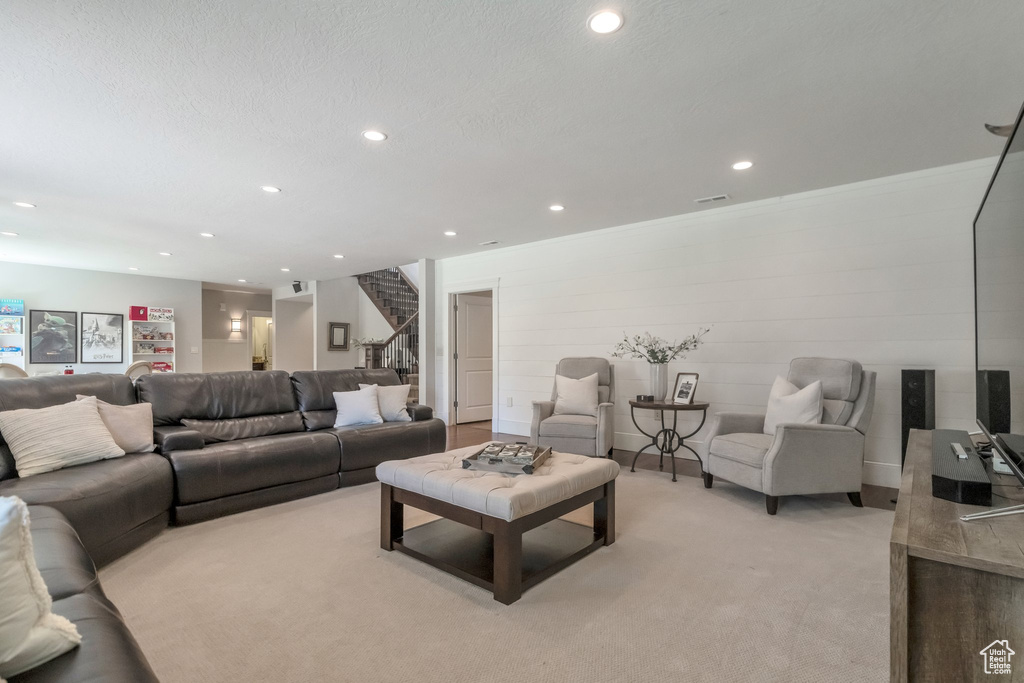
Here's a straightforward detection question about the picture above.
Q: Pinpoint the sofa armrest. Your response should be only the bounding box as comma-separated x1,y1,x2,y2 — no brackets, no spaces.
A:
153,425,204,453
531,401,555,444
597,402,615,456
762,423,865,496
406,403,434,421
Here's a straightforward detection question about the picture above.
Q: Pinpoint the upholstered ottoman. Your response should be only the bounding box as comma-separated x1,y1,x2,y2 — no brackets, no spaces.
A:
376,443,619,604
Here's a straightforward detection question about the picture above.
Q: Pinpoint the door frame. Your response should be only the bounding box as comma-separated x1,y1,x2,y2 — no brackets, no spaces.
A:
444,279,499,427
247,310,272,369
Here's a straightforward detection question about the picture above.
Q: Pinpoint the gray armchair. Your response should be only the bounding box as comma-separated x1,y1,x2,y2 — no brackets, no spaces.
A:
530,357,615,457
702,357,876,515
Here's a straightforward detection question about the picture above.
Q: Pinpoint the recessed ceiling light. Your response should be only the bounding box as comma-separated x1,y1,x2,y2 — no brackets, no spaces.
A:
12,202,35,208
1,231,18,237
260,186,281,193
159,252,172,256
479,240,500,246
333,254,344,259
129,267,139,271
362,130,387,142
549,204,565,212
588,10,623,34
281,268,290,272
732,160,754,170
200,232,215,238
444,231,457,237
238,279,247,283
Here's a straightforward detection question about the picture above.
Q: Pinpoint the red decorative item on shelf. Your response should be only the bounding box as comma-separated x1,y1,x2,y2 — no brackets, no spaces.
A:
129,306,148,321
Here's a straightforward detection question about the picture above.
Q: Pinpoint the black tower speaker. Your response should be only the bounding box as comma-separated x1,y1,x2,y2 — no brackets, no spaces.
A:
901,369,935,466
977,369,1011,435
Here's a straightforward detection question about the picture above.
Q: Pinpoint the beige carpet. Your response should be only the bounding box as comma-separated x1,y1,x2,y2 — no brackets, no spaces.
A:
99,470,892,683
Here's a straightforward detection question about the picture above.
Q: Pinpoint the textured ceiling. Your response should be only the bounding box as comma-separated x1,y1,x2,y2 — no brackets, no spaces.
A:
1,0,1023,288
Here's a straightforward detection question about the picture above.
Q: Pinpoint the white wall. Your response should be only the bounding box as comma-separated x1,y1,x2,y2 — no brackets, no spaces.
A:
314,277,361,370
0,262,203,374
433,159,997,488
273,295,314,372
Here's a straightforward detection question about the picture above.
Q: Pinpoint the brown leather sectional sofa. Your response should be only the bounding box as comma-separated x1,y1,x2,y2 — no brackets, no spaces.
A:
0,369,446,682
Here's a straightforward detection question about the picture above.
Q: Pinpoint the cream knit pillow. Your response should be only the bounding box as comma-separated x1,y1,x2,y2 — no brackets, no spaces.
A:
0,496,81,679
0,397,125,478
359,383,412,422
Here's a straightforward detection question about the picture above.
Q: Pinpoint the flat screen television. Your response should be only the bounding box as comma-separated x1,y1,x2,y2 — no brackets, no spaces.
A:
975,99,1024,467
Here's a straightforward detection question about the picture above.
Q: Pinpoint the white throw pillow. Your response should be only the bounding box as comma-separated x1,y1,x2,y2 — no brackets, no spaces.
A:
0,496,81,679
763,376,823,435
358,383,412,422
553,373,600,417
76,395,156,454
333,385,384,427
0,397,125,478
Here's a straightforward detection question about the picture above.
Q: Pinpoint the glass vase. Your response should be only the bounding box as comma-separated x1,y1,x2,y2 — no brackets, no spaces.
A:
649,363,668,402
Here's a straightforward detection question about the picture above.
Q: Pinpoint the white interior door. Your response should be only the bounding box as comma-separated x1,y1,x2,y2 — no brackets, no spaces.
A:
455,293,493,423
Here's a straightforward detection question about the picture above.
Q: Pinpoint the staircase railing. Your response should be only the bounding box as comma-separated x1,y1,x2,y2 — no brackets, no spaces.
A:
364,312,419,381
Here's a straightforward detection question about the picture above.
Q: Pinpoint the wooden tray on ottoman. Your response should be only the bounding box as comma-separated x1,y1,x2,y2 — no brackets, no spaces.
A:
462,443,551,475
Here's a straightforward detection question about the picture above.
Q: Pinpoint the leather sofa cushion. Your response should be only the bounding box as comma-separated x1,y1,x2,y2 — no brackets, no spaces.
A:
709,433,774,468
153,425,205,453
182,411,305,443
329,419,447,472
136,371,298,426
10,593,158,683
26,507,99,602
0,375,136,481
166,431,341,504
0,454,173,565
539,414,598,440
290,369,401,413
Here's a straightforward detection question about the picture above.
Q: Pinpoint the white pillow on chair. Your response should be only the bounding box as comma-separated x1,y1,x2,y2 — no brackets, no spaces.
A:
333,385,384,427
763,376,823,435
553,373,600,417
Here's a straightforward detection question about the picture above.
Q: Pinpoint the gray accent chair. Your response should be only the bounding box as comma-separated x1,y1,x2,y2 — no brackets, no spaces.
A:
702,357,876,515
530,357,615,457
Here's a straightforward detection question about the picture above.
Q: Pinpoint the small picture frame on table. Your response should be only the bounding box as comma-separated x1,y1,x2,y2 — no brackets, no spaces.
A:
671,372,699,404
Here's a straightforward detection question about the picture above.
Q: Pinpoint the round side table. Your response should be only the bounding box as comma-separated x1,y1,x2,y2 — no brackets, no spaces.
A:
628,400,710,482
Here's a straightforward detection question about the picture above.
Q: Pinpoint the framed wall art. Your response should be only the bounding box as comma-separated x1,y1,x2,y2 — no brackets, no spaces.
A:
81,312,124,363
671,372,699,405
29,309,77,364
328,322,350,351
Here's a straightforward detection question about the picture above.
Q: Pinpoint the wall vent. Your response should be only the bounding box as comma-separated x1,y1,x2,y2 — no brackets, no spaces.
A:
694,194,731,204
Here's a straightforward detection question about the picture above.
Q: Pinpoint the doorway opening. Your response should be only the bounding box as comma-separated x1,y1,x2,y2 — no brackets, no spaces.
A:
450,290,494,428
248,310,272,370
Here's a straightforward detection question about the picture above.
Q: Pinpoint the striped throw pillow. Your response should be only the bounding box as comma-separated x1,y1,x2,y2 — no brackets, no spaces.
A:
0,397,125,478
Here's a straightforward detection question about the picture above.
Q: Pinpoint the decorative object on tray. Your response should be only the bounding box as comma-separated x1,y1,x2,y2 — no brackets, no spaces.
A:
81,312,123,364
29,310,77,364
671,372,699,405
636,394,655,402
462,442,552,474
611,328,709,400
328,322,350,350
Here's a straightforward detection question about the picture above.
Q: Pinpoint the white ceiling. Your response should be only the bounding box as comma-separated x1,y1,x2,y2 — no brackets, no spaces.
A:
1,1,1023,289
